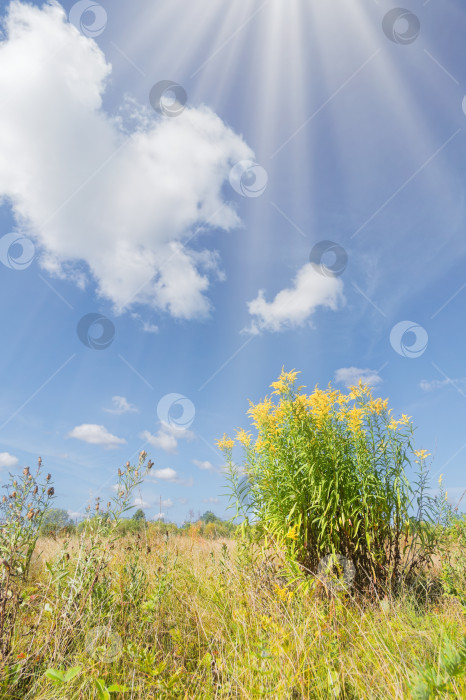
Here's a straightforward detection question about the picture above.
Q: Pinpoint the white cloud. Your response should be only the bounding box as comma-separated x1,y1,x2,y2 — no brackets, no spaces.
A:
334,367,383,389
420,377,466,392
67,510,84,520
152,467,178,481
67,424,126,449
0,2,252,320
246,264,344,333
133,497,150,508
141,423,195,454
104,396,139,415
0,452,18,468
152,513,165,521
193,459,215,471
161,498,173,508
202,496,219,503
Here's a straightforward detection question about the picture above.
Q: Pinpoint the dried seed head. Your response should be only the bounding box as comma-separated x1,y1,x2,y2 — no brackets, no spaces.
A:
27,511,34,521
95,503,99,511
126,461,130,468
23,467,30,477
107,502,111,508
135,471,139,478
147,460,154,470
13,481,17,488
35,509,40,517
140,450,147,460
118,469,122,477
38,457,42,467
10,492,17,499
2,496,6,503
47,487,54,497
46,474,51,482
33,486,38,495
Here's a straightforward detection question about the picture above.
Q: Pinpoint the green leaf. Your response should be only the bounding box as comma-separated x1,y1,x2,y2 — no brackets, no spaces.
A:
107,684,129,692
45,668,65,683
94,678,110,700
63,666,81,683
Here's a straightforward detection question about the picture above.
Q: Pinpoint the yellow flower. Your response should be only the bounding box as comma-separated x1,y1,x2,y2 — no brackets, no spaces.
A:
216,434,234,451
235,428,251,447
270,367,300,394
286,523,299,540
347,406,365,433
438,473,443,486
414,449,431,460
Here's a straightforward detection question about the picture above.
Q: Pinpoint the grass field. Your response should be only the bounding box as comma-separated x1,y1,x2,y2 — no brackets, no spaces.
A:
0,525,464,699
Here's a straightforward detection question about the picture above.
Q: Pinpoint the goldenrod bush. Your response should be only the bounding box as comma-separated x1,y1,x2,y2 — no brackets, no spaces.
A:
219,369,443,595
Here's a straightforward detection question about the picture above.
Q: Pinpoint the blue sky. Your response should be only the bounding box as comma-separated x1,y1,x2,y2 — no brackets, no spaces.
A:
0,0,465,523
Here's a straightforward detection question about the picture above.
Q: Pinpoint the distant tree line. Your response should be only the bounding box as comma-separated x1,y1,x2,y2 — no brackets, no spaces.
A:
39,507,237,539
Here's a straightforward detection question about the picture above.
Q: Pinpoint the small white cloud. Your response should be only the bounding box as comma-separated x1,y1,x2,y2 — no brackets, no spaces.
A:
420,377,466,392
131,313,159,333
141,423,195,454
133,497,150,508
0,452,19,469
161,498,173,508
67,510,83,520
246,263,344,333
152,512,165,521
67,424,126,449
152,467,178,481
202,496,220,503
104,396,139,415
193,459,215,471
334,367,383,389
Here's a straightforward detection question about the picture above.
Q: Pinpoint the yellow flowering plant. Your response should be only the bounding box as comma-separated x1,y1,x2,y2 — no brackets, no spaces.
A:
219,368,442,595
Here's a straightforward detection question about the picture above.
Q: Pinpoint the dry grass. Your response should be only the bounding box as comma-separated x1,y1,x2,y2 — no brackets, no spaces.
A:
1,530,463,699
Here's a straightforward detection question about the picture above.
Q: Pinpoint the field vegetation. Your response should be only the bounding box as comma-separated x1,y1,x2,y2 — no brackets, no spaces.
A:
0,370,464,698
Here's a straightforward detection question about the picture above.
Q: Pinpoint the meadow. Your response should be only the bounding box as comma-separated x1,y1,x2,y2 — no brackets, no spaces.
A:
0,371,465,698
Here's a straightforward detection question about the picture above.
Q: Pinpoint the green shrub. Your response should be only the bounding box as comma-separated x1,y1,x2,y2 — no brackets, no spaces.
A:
219,369,443,595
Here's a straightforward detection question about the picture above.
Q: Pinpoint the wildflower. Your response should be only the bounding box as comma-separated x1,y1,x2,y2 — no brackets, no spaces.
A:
438,474,443,486
23,467,30,476
414,449,430,460
140,450,147,460
235,428,251,447
216,434,235,451
286,523,299,540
